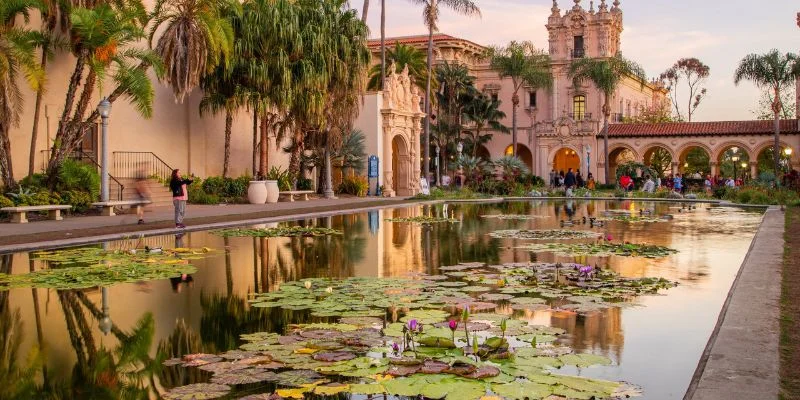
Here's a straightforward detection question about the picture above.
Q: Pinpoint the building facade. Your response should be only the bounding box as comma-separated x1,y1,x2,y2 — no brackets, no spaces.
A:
364,0,668,184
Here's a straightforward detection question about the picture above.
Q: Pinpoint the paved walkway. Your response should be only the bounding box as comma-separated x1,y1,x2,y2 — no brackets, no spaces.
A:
686,207,783,399
0,197,413,252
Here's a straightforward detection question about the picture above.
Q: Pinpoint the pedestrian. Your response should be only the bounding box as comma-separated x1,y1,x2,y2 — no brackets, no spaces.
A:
549,169,557,188
170,169,193,229
564,168,576,196
703,175,712,195
576,169,584,188
725,176,735,188
586,173,596,190
135,165,151,225
558,171,565,187
642,175,655,193
673,173,683,193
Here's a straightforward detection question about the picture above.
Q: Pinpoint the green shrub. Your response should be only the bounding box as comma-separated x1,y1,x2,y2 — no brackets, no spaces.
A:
202,176,226,195
227,176,250,198
297,178,313,191
57,159,100,199
338,176,368,197
736,189,753,204
19,173,47,190
0,196,14,208
60,190,92,212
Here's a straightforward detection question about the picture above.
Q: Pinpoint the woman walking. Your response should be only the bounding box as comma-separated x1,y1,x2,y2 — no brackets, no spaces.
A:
170,169,193,229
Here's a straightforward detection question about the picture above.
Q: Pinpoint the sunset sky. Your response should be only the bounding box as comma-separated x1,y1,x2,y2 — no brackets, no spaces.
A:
364,0,799,122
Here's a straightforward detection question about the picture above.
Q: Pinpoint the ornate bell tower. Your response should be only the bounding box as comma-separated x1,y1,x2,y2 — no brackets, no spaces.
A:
546,0,623,63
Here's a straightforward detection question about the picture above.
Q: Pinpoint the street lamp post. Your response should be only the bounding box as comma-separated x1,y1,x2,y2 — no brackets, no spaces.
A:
97,98,111,202
785,147,793,172
456,142,463,188
731,154,739,180
741,162,748,182
435,145,440,187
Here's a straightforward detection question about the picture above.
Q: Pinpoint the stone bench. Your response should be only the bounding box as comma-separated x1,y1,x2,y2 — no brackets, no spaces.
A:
1,205,72,224
279,190,314,202
91,200,152,216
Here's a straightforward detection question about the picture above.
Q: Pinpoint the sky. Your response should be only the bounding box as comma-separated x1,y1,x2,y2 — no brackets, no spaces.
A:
362,0,799,122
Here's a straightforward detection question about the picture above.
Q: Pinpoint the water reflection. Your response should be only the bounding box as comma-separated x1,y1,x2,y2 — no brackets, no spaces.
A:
0,201,763,399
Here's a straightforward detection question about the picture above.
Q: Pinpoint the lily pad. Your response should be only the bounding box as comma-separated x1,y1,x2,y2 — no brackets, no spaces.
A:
163,383,231,400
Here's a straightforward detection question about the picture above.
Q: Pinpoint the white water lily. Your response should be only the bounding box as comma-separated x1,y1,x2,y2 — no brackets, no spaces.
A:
325,287,333,293
304,281,312,290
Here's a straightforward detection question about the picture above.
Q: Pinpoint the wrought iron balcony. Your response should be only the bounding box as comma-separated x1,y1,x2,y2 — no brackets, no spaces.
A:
569,112,592,121
572,48,585,59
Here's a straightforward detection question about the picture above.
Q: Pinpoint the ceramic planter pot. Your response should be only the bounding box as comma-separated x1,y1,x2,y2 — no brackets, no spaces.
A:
248,181,267,204
265,180,279,203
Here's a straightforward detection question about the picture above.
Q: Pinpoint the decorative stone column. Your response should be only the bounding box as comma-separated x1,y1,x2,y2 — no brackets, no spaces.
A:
709,161,718,178
671,161,679,176
749,161,757,179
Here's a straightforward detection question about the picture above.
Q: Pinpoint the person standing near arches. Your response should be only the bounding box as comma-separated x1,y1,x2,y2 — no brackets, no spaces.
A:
170,169,194,229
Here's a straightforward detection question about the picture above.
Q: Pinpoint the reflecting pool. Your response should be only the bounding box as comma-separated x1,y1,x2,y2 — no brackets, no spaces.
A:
0,200,763,399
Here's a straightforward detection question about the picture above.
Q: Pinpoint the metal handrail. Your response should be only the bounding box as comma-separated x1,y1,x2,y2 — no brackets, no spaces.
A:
39,149,124,200
113,151,174,183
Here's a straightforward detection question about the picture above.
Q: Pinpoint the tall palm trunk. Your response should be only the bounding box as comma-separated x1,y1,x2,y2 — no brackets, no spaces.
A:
47,50,87,182
252,113,258,176
259,113,268,178
29,45,49,176
511,92,519,157
361,0,369,22
223,109,232,178
772,88,781,180
0,128,14,188
602,99,611,184
380,0,386,89
423,22,433,183
323,139,335,198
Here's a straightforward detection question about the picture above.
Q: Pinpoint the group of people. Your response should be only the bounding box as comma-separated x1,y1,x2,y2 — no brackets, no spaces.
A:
549,168,596,192
618,172,747,194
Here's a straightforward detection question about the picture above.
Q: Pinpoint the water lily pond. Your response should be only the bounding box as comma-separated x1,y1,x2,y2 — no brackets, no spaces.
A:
0,200,763,399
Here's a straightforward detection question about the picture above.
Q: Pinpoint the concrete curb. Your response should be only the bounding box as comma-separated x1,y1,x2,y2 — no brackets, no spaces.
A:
684,206,782,399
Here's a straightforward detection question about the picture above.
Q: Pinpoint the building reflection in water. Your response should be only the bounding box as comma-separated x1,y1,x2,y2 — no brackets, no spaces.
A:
0,200,764,398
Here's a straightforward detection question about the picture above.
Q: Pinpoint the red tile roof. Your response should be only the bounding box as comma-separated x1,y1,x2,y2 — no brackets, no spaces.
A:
608,120,800,137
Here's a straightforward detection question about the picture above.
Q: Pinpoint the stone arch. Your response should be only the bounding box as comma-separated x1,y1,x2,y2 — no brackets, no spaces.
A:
642,144,675,178
551,147,581,174
391,134,412,196
608,143,641,162
608,145,638,179
476,145,491,162
676,142,712,176
754,141,794,175
713,141,754,163
641,142,676,161
505,144,533,171
714,142,753,180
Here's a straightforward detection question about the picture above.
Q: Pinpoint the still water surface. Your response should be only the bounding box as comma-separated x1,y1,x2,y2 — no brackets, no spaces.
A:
0,200,763,399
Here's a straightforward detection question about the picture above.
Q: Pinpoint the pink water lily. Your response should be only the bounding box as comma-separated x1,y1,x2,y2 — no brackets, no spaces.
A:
407,319,419,332
392,342,400,355
448,319,458,331
605,234,613,241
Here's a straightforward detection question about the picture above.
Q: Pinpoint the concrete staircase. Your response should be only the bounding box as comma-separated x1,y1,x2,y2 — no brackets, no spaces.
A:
118,178,173,207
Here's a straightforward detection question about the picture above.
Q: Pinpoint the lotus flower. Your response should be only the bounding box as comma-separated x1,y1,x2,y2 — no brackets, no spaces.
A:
448,320,458,331
391,342,400,355
407,319,418,332
500,319,507,336
304,281,312,290
462,305,470,322
605,234,613,241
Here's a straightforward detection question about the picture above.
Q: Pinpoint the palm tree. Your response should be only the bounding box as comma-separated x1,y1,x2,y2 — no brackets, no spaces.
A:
367,42,429,91
0,0,46,188
333,129,367,176
489,41,551,158
150,0,237,103
569,52,646,184
199,64,240,177
734,49,800,177
409,0,480,184
46,1,164,183
435,61,474,176
462,94,508,156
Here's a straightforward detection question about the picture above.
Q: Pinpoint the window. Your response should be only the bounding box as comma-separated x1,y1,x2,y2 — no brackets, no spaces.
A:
626,100,631,117
491,93,499,102
573,95,586,120
573,36,584,58
528,91,537,108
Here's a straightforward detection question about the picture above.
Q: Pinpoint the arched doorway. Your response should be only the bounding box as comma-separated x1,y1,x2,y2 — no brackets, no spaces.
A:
756,145,793,177
552,148,580,173
717,145,751,181
643,146,672,178
678,146,710,178
476,145,491,162
505,144,533,171
608,147,635,180
391,135,411,196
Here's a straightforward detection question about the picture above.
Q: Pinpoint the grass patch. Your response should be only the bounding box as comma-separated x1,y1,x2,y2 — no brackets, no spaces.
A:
781,206,800,398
